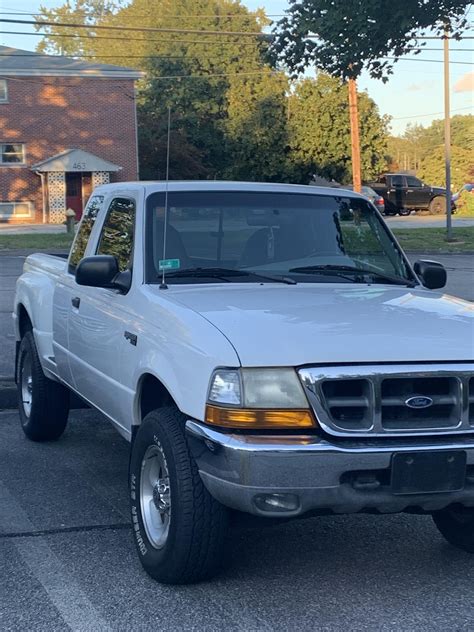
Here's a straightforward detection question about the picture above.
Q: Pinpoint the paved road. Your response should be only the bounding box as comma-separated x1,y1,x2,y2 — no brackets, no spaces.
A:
385,215,474,229
2,407,474,631
1,251,473,379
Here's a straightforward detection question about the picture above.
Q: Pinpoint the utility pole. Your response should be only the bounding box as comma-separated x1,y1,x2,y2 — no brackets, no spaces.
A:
444,27,453,240
348,78,361,193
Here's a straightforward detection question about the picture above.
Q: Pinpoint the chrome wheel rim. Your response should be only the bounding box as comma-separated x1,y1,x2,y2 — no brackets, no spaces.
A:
21,352,33,418
140,444,171,549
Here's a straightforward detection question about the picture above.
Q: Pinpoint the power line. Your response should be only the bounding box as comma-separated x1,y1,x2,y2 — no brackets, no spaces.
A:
416,35,474,39
407,47,474,51
3,47,473,58
392,105,473,120
0,10,283,20
6,17,473,40
0,30,267,47
383,56,473,65
0,68,277,79
0,17,267,37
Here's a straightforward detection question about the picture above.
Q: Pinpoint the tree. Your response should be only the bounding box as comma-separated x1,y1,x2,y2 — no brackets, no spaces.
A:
223,73,292,181
386,115,474,171
419,145,474,190
35,1,122,56
416,114,474,152
36,0,277,180
288,75,389,183
271,1,471,193
271,0,471,81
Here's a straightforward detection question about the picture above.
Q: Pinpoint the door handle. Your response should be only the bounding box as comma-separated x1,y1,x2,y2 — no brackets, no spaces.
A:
406,189,413,193
71,296,80,309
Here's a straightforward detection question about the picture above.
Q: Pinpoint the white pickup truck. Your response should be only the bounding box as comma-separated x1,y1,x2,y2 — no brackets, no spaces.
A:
14,181,474,584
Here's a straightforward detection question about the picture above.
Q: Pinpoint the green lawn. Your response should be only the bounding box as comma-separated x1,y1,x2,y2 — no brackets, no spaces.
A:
0,233,74,251
392,227,474,253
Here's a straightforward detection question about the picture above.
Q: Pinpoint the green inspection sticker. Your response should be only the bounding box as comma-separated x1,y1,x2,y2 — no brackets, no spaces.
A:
159,258,181,271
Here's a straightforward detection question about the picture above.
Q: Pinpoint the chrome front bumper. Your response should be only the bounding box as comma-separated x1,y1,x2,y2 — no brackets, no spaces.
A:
186,421,474,517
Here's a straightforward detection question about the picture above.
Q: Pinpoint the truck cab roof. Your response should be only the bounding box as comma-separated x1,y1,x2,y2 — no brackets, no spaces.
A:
92,180,364,200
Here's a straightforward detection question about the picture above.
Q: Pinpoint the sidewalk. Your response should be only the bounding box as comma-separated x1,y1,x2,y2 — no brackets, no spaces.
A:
0,224,68,235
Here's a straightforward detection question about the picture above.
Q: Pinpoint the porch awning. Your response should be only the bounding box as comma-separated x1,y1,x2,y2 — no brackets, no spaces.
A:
31,148,122,173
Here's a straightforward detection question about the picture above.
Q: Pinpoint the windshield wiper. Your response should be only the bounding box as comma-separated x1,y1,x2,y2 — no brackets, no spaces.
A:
288,264,416,287
163,267,297,285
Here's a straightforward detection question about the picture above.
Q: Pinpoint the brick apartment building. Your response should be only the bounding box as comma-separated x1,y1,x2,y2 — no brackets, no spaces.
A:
0,46,143,224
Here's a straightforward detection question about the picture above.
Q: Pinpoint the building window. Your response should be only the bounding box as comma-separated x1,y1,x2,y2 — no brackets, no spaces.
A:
0,202,33,219
0,80,7,102
0,143,25,164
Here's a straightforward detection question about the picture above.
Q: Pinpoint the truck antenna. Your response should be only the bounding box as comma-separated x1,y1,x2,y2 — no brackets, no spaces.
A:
159,106,172,290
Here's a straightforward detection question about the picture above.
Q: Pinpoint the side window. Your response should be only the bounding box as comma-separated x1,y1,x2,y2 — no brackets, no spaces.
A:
406,176,422,187
68,195,104,274
378,176,386,185
96,197,135,272
391,175,404,187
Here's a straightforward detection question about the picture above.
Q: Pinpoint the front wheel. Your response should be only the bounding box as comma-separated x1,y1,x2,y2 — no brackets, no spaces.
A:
432,505,474,553
129,407,228,584
429,196,446,215
17,331,69,441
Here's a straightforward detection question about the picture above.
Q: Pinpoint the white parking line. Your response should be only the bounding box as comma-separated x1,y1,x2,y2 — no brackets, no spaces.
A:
0,481,111,632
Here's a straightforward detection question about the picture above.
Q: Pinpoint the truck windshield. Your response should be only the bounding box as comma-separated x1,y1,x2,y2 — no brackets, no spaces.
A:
145,190,414,285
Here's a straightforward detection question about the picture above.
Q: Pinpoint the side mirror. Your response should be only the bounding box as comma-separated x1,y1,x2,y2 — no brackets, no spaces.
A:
76,255,131,293
414,260,447,290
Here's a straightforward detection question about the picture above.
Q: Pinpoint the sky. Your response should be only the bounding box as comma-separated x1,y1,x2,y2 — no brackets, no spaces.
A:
0,0,472,135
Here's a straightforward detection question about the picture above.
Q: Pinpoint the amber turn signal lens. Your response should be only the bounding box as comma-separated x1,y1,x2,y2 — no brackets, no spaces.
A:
205,405,316,429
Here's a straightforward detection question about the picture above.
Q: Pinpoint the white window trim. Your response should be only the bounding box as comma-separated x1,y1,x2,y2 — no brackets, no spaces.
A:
0,142,26,166
0,80,7,103
0,201,34,219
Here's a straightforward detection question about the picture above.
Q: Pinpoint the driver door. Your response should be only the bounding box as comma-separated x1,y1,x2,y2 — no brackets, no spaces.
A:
67,195,137,429
405,176,425,208
389,175,406,210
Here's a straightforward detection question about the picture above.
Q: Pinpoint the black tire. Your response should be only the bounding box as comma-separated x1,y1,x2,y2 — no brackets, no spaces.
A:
129,407,228,584
383,202,397,216
398,207,411,216
429,196,446,215
17,331,69,441
432,505,474,553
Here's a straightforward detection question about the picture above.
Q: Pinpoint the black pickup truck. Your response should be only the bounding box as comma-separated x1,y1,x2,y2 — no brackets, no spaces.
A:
367,173,453,216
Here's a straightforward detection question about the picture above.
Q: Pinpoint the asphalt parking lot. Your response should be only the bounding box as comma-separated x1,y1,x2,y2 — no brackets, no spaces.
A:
0,249,474,630
2,408,474,632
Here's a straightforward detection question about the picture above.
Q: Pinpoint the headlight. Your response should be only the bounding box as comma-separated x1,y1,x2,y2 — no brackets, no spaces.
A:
208,370,241,405
206,368,315,429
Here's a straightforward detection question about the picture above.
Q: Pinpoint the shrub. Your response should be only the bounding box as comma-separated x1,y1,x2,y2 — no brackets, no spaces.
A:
455,189,474,217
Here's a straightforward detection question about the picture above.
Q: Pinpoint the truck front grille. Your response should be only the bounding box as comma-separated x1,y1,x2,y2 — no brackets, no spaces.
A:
299,364,474,438
470,377,474,425
381,376,460,430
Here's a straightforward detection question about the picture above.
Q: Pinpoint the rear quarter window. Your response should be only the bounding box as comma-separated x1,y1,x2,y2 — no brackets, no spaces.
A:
68,195,104,274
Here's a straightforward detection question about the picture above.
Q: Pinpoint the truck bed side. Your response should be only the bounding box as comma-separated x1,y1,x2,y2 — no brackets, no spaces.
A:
13,253,67,381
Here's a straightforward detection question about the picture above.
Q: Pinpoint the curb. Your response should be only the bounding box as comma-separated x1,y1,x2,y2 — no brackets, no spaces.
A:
0,378,16,410
404,250,474,256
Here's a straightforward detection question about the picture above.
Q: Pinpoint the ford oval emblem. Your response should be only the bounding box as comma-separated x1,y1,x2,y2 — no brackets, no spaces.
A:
405,396,433,409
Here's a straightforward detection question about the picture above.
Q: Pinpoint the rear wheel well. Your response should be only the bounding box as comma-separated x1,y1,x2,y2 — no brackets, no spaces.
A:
18,305,32,338
138,374,175,425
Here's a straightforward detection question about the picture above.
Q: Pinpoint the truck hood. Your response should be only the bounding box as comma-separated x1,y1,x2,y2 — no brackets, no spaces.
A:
430,186,447,195
166,284,474,366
